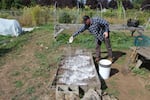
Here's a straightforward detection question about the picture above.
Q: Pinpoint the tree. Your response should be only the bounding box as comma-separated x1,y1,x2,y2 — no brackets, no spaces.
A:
141,0,150,10
36,0,53,6
30,0,36,6
108,0,118,9
11,0,23,8
55,0,77,8
22,0,31,6
86,0,98,9
122,0,133,10
97,0,109,9
1,0,14,9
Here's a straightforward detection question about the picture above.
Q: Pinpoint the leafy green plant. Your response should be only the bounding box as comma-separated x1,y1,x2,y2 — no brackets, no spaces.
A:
33,51,50,78
131,67,149,76
19,7,33,26
103,9,116,18
31,5,41,26
110,31,134,49
0,12,9,18
14,80,23,88
117,0,123,19
20,6,51,26
59,12,72,23
26,86,35,95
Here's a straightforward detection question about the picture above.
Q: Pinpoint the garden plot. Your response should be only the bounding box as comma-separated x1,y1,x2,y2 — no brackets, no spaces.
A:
52,49,101,91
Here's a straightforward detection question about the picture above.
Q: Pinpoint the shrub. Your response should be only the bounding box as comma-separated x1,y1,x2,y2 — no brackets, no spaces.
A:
31,5,41,26
19,6,51,26
0,12,10,18
58,12,72,23
19,7,33,26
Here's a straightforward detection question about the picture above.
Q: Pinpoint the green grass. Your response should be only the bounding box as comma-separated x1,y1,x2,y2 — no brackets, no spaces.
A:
0,32,32,57
109,80,117,87
145,84,150,91
11,70,20,76
30,96,38,100
110,31,134,49
22,66,30,72
105,88,120,97
128,89,137,96
26,86,36,95
131,67,149,77
55,31,134,50
14,80,24,88
33,51,50,78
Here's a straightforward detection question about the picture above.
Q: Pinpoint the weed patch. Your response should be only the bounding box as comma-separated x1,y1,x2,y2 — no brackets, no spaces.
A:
14,80,24,88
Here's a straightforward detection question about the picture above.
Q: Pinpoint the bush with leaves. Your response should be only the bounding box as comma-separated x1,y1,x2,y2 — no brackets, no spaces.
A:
59,12,72,23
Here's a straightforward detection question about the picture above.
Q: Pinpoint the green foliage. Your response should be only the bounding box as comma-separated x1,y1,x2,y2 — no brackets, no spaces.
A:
26,86,35,95
31,5,41,26
55,31,134,50
30,0,36,6
132,67,149,76
33,51,50,78
14,80,24,88
1,0,7,9
133,0,143,9
103,9,116,18
11,70,20,76
0,31,32,58
59,12,72,23
110,31,134,49
20,6,51,26
0,12,9,18
117,1,124,19
105,88,120,97
11,0,23,8
145,84,150,91
0,0,23,9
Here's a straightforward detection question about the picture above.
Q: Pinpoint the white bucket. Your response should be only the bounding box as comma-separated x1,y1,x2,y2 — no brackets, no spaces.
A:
99,59,112,80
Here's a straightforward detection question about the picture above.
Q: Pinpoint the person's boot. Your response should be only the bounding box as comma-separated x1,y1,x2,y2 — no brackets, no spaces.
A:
108,57,115,63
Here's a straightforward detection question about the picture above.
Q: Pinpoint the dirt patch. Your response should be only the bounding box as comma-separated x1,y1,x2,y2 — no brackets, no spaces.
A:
0,30,58,100
106,62,150,100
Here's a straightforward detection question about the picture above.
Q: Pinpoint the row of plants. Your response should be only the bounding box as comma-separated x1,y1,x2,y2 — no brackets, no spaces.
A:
0,6,150,26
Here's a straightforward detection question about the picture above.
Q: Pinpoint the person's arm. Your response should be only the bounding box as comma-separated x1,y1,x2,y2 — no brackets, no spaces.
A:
72,24,87,37
69,24,87,43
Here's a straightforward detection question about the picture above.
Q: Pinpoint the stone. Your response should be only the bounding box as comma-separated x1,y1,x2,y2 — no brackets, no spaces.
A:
56,85,79,100
81,89,101,100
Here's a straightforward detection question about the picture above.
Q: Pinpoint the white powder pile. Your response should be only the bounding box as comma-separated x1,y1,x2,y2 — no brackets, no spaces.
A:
58,55,95,85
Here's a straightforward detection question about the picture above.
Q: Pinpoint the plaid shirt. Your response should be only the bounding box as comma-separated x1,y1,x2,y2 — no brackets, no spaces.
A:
73,17,109,41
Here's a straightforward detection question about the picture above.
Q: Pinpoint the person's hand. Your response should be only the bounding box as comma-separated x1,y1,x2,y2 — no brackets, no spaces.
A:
103,32,109,38
69,36,74,43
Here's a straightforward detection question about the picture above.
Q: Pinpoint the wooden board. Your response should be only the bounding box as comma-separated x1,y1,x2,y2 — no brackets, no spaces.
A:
130,47,150,60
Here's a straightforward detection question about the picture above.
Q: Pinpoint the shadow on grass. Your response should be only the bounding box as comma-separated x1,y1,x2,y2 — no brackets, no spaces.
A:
100,51,126,63
110,68,119,77
0,48,13,57
112,51,126,62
